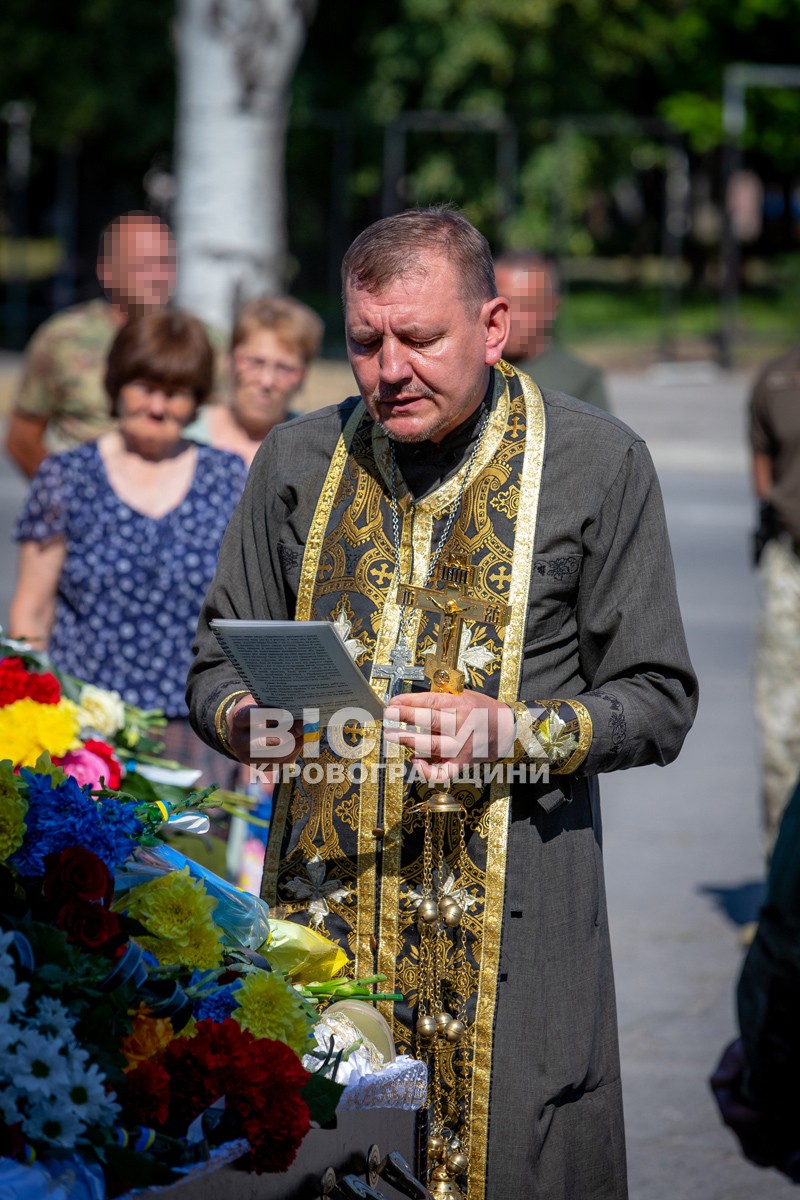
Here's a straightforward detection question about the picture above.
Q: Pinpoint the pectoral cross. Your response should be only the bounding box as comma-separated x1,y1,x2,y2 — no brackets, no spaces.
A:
373,640,425,698
397,556,511,695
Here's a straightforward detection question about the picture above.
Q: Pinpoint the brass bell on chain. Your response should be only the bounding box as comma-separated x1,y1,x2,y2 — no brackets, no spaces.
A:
417,898,439,925
416,1014,437,1040
435,1011,452,1034
444,1018,466,1044
446,1151,469,1176
427,1131,467,1199
441,902,463,928
427,1134,446,1160
429,1174,466,1199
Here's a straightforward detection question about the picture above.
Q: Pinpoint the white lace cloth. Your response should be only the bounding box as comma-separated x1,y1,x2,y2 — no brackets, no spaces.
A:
303,1013,428,1109
337,1055,428,1111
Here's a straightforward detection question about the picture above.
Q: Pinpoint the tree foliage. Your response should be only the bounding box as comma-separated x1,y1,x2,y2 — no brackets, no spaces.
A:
2,0,800,278
290,0,800,260
298,0,800,142
0,0,175,156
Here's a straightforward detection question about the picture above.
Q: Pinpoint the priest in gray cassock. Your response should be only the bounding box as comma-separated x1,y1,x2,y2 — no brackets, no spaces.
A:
187,206,698,1200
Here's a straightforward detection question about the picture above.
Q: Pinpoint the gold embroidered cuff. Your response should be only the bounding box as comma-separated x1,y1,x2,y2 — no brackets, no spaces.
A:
543,699,593,775
213,689,251,757
502,701,544,764
507,699,595,774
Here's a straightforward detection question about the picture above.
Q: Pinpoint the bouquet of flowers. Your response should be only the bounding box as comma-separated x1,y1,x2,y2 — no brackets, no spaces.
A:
0,634,253,833
0,756,344,1197
0,635,427,1195
0,634,165,775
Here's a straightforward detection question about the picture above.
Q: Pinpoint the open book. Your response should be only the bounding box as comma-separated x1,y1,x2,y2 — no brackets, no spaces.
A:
210,619,384,724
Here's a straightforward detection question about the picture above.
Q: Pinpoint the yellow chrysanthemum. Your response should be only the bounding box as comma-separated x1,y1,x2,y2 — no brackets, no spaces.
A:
117,868,223,970
121,1006,175,1071
233,970,316,1057
0,697,81,767
0,759,28,861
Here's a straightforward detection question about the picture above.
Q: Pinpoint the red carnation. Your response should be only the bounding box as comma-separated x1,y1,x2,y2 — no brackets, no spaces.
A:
43,846,114,909
226,1037,311,1173
162,1019,241,1128
242,1093,311,1173
152,1018,312,1170
56,898,127,959
121,1060,172,1127
0,657,61,706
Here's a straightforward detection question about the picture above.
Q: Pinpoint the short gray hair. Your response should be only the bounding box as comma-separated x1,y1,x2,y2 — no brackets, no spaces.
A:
342,206,496,315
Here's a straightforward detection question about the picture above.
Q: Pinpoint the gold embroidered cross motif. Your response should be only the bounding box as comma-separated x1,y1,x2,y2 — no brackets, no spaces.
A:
397,555,511,696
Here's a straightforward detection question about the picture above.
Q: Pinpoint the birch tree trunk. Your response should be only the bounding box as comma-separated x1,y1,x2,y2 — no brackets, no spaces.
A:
174,0,316,331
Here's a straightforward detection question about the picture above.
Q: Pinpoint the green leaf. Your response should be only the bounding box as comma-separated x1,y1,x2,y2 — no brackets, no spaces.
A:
301,1072,345,1127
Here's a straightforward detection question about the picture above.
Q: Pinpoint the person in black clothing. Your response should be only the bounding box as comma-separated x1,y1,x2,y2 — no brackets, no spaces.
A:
710,776,800,1182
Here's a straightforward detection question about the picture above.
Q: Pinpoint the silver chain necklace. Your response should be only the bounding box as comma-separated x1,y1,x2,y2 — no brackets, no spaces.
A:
374,408,489,696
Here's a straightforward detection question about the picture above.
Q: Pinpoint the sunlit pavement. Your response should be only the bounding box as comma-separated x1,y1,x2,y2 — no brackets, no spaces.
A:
0,360,794,1197
607,366,795,1199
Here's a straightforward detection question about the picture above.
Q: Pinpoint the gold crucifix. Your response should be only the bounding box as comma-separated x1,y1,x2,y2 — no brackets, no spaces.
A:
397,555,511,694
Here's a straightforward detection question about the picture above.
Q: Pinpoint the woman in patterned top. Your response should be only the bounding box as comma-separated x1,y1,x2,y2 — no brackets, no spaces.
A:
9,310,246,779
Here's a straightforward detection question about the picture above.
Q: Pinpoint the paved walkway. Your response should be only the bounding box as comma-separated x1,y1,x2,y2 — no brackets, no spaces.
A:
606,367,793,1199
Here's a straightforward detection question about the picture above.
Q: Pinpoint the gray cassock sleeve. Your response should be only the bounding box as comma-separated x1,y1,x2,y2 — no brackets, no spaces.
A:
570,438,698,774
186,430,293,752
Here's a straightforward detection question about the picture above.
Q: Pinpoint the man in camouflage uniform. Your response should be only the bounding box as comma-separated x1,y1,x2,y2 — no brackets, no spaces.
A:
494,249,611,412
5,212,176,477
749,346,800,855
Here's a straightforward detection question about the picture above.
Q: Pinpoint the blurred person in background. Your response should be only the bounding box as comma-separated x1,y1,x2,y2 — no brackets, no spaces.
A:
5,212,177,478
184,295,324,465
494,249,610,412
749,350,800,857
8,310,246,785
185,294,323,884
710,775,800,1183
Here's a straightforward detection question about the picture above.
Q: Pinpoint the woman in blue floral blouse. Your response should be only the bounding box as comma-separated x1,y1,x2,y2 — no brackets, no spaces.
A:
9,310,247,780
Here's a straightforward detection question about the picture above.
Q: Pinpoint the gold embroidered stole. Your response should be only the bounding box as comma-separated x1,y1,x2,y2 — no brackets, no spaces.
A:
262,364,545,1198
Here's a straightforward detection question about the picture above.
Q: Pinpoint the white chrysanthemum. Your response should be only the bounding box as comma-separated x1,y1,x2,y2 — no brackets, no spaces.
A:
0,1085,23,1124
0,964,29,1023
68,1041,90,1070
0,1017,22,1057
10,1028,69,1096
96,1089,121,1126
23,1096,84,1149
65,1058,118,1125
77,683,126,738
31,997,75,1041
0,929,16,969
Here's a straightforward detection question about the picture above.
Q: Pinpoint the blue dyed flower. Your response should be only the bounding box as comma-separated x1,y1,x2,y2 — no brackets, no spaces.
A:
90,796,142,868
194,985,238,1022
11,770,142,876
